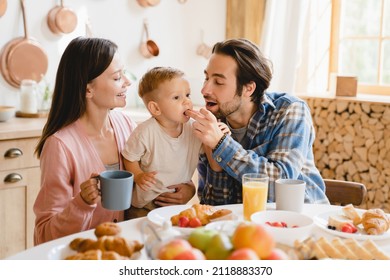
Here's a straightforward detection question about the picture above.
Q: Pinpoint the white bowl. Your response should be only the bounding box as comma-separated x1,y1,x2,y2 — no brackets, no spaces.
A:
0,106,16,122
251,210,313,246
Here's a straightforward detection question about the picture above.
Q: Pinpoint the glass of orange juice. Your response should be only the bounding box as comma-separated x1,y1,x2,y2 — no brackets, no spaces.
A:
242,173,269,221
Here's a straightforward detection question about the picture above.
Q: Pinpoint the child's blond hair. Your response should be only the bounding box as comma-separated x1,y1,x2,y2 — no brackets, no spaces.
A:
138,66,185,103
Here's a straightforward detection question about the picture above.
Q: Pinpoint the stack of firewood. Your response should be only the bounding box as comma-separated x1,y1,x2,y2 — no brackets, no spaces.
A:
302,97,390,211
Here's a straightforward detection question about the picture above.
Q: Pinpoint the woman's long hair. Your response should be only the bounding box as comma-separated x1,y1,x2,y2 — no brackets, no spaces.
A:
35,37,118,158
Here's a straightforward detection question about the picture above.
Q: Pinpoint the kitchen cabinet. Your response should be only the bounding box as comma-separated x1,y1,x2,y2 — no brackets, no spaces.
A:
0,117,45,259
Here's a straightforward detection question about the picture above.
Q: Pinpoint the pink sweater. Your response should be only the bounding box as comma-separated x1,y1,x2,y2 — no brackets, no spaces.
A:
33,111,137,245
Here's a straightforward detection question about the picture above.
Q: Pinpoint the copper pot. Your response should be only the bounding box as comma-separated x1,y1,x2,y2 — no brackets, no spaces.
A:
139,20,159,58
47,0,77,35
0,0,48,88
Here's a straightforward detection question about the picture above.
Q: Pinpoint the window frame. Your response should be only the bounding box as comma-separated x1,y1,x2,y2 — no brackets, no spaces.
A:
329,0,390,96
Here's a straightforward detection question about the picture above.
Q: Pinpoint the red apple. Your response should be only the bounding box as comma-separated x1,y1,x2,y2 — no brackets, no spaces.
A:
265,248,289,260
158,239,193,260
227,248,259,260
173,248,206,260
231,222,275,259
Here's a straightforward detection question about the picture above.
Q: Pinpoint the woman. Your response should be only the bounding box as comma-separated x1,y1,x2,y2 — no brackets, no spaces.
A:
33,37,196,245
33,37,137,245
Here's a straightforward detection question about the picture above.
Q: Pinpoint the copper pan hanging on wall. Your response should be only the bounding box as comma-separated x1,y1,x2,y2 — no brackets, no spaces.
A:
47,0,77,35
0,0,48,88
0,0,7,17
139,19,159,58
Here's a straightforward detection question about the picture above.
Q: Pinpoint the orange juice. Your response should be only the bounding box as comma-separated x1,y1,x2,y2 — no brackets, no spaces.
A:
243,181,268,221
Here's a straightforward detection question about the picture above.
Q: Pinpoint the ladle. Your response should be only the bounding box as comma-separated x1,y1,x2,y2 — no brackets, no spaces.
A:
139,19,159,58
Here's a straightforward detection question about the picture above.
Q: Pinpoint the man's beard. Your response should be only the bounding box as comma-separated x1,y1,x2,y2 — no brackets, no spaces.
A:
213,93,242,119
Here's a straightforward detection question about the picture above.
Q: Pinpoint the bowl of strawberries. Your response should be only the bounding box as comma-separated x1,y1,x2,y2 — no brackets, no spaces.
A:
251,210,314,246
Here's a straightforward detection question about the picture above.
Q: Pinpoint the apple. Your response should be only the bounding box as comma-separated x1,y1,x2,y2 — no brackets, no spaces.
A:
173,248,206,260
205,233,233,260
265,248,289,260
157,238,193,260
188,228,218,252
227,248,259,260
231,222,275,259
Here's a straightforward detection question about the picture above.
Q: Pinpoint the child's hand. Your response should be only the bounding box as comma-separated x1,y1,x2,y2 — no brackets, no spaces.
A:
218,122,231,135
135,171,157,191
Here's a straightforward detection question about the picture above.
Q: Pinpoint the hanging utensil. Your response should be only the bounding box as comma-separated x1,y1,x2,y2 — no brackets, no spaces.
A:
0,0,48,88
0,0,7,17
47,0,77,35
196,30,212,59
139,19,160,58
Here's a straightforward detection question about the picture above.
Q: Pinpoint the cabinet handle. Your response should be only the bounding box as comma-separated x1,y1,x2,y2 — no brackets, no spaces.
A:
4,173,23,183
4,148,23,158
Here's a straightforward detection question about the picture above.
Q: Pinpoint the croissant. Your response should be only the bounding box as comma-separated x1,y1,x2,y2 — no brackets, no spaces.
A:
94,222,121,238
69,236,144,258
65,249,129,260
170,204,232,226
361,209,390,235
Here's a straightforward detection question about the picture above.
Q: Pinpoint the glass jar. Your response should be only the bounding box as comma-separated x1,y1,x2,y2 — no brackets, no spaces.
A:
20,79,38,114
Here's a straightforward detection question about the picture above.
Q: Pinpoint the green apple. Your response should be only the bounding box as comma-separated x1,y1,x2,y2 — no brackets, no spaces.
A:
188,228,218,252
204,233,233,260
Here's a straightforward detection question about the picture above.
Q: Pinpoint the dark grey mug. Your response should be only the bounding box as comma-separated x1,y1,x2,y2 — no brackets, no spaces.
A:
98,170,133,211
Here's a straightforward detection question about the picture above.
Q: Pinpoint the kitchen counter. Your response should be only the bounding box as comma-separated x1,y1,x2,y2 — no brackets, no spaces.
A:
0,107,151,141
0,117,47,140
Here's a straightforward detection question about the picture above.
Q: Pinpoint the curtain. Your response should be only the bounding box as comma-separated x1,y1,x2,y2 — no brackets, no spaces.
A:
260,0,310,95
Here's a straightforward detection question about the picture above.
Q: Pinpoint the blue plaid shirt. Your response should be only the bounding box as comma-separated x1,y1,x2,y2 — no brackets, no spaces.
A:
197,92,329,205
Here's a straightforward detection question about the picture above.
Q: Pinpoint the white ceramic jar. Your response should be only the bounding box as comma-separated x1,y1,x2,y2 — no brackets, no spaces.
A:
20,79,38,114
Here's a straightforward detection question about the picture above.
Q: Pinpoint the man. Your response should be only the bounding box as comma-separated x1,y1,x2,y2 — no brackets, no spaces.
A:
186,38,329,206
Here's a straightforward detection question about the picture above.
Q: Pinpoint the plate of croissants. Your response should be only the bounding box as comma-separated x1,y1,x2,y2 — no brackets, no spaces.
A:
314,204,390,240
147,203,237,233
48,222,144,260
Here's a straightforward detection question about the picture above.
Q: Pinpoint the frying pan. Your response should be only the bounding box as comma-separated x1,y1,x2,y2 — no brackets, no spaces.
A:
47,5,62,34
0,0,7,17
0,38,23,88
1,0,48,88
47,0,77,34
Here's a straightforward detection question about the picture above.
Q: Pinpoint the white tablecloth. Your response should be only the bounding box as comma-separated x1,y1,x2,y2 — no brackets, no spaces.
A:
6,203,390,260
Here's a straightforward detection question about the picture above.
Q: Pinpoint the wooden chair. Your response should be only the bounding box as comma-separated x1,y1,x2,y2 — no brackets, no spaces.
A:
324,179,367,206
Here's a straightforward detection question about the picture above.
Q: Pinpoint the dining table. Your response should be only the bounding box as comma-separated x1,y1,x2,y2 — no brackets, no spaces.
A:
5,203,390,260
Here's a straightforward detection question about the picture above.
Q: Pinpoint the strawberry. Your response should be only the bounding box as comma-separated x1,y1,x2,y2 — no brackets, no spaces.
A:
341,223,357,233
271,222,284,228
189,217,202,228
178,216,190,227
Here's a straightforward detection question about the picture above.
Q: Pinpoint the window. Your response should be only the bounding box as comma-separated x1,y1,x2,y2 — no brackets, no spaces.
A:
330,0,390,95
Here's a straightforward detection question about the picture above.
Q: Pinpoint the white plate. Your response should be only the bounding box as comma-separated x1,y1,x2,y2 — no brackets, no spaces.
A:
48,244,76,260
314,210,390,241
47,244,141,260
147,204,242,234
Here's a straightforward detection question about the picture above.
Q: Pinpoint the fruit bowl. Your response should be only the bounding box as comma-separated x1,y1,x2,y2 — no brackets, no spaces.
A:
250,210,314,246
